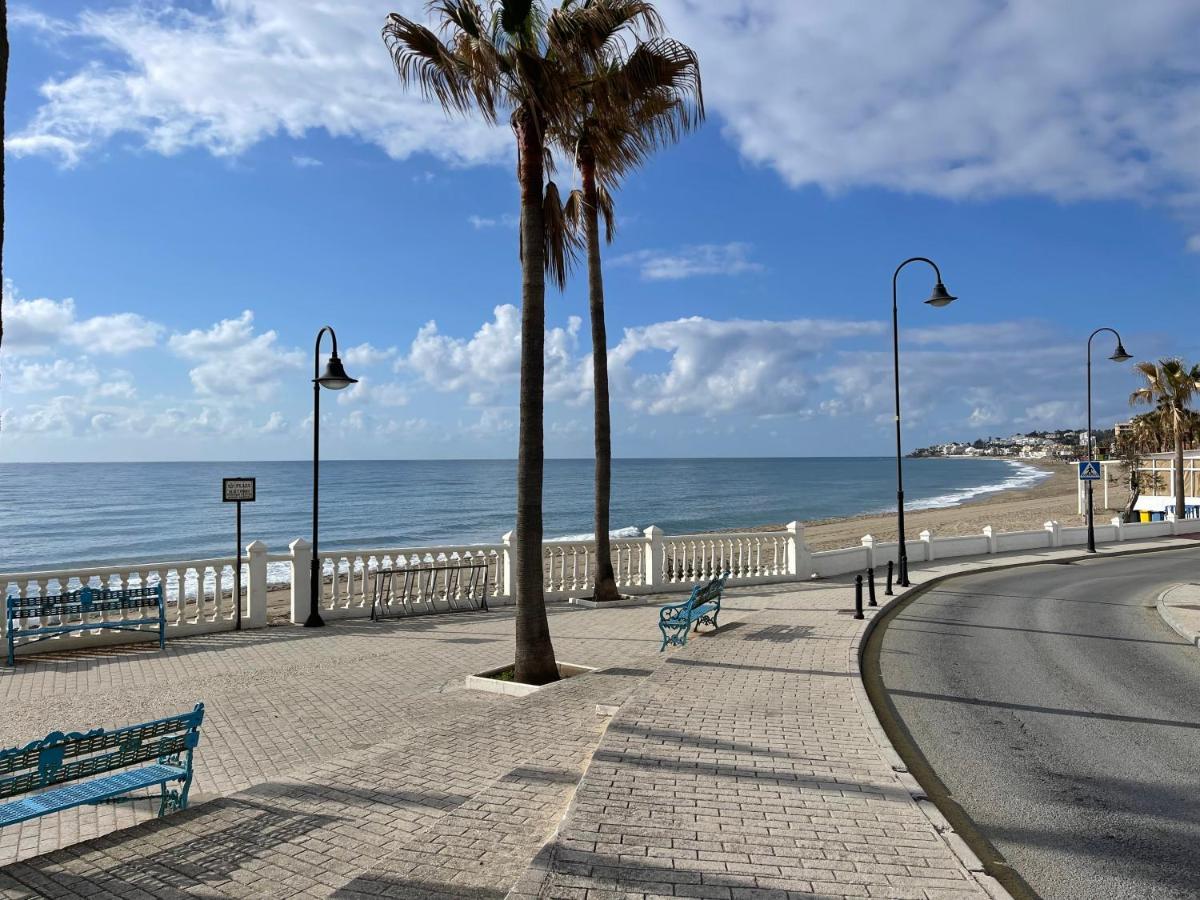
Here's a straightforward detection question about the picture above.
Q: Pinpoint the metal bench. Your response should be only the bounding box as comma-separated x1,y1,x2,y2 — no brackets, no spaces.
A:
0,704,204,828
370,560,489,621
658,574,727,651
6,585,166,667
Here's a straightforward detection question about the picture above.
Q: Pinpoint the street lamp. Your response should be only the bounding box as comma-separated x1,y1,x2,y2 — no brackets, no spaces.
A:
307,326,358,627
1085,327,1131,554
893,257,957,587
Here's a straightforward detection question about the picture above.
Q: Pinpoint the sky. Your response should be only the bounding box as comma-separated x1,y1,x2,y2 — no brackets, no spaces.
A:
3,0,1199,462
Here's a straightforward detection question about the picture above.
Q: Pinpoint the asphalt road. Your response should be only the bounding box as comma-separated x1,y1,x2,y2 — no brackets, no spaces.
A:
873,547,1200,900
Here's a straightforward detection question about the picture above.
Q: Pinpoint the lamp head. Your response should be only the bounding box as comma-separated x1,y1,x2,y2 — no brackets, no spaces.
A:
1109,343,1132,363
316,353,357,390
924,282,957,308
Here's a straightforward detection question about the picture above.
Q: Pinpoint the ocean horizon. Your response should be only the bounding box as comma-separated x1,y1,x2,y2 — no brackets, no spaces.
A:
0,457,1049,573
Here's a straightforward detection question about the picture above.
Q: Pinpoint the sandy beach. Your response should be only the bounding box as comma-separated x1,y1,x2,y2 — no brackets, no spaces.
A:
800,459,1127,551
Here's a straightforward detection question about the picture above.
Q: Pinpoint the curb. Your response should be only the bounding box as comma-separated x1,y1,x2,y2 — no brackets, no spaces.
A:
852,540,1200,900
1156,584,1200,648
848,588,1013,900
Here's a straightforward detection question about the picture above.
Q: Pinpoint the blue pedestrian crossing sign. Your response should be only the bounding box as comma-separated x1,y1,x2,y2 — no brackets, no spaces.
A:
1078,461,1102,481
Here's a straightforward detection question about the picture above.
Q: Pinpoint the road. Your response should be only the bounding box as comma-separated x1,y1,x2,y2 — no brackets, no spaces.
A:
870,547,1200,899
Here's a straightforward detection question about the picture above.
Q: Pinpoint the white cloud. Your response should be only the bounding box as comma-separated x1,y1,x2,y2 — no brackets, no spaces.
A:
612,243,764,281
291,155,322,168
12,2,1200,243
6,359,101,393
260,411,289,434
336,377,408,407
343,342,396,368
7,2,508,168
610,316,882,416
1186,234,1200,254
168,310,304,401
400,304,585,405
657,2,1200,211
3,287,163,355
468,213,518,230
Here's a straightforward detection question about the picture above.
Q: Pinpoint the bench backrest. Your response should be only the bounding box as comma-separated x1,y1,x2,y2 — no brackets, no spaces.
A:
685,574,727,612
7,585,163,624
0,703,203,801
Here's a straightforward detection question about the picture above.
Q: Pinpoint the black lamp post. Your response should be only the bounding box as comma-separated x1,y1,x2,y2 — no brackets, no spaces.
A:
1085,328,1131,553
893,257,957,587
306,326,358,627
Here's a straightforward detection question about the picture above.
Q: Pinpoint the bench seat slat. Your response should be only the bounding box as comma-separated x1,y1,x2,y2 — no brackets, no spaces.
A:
0,764,187,827
12,617,164,638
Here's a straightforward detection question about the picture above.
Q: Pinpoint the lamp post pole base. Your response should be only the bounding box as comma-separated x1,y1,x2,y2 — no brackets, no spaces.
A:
304,613,326,628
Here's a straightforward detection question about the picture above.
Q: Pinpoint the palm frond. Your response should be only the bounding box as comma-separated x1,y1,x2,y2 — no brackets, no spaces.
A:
383,14,483,119
543,180,579,289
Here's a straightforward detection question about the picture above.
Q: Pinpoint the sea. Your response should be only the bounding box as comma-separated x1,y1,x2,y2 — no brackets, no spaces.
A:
0,457,1049,574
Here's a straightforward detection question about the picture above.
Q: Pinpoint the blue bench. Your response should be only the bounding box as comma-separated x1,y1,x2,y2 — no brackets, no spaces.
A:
6,585,165,667
659,575,727,651
0,704,204,828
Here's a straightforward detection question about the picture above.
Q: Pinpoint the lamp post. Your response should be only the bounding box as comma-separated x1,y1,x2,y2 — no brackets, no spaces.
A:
306,326,358,627
893,257,957,587
1085,328,1131,553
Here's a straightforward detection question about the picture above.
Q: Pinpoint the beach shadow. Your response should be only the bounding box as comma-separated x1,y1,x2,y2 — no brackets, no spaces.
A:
333,873,506,899
3,798,337,894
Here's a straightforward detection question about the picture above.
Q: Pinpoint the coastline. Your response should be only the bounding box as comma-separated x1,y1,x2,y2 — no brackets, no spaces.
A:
798,459,1126,551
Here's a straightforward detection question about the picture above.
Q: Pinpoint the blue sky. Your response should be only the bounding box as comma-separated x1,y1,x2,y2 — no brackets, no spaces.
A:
3,1,1200,462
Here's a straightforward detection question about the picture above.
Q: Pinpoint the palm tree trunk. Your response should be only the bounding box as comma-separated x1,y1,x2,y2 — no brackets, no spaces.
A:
512,106,559,686
1175,408,1187,522
581,150,621,604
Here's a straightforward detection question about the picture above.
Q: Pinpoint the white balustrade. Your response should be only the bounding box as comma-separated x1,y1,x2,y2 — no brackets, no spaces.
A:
6,507,1195,656
1,549,269,659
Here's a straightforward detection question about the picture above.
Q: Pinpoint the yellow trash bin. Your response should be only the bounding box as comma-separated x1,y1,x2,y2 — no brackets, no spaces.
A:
1139,510,1151,523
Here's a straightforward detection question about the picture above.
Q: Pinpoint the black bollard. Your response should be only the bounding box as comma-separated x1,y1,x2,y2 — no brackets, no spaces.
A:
885,560,894,596
867,567,877,607
854,575,864,620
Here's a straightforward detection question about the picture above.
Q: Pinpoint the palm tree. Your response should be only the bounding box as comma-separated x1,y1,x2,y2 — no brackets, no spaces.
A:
1130,359,1200,522
557,18,703,601
383,1,654,683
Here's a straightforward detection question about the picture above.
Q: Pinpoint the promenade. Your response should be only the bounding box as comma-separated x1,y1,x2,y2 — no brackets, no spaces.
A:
2,535,1194,898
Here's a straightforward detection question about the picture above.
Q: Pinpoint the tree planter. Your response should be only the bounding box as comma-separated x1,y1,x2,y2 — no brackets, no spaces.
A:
465,662,597,697
568,595,644,608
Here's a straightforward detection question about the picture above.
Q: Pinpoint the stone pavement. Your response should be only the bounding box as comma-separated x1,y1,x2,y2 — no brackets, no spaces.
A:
2,535,1195,898
1157,580,1200,647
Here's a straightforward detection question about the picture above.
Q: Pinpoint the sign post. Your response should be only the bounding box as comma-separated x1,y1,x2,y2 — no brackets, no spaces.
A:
222,478,257,630
1078,461,1102,482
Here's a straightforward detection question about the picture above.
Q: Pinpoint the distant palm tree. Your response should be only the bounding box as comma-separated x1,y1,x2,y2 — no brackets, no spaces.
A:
1130,359,1200,522
382,0,602,684
556,14,703,601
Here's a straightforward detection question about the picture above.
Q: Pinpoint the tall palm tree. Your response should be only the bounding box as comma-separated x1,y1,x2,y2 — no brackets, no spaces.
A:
1130,358,1200,522
557,19,703,601
383,1,652,683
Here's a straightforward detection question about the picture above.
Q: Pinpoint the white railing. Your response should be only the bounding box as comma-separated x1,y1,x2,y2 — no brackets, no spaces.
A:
1,541,271,656
5,515,1200,657
303,543,505,621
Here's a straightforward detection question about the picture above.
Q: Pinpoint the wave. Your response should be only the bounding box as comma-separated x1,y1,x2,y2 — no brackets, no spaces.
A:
904,460,1051,512
548,526,645,542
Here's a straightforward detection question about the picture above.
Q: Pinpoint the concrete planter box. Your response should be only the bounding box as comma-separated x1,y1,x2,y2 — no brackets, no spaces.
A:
465,661,597,697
